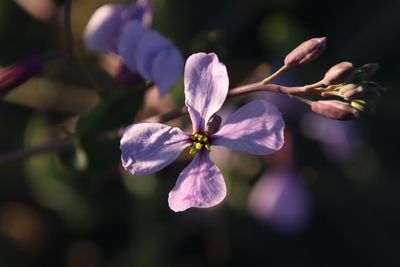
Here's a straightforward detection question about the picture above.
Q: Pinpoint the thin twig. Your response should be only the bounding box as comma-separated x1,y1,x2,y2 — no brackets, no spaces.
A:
0,137,74,164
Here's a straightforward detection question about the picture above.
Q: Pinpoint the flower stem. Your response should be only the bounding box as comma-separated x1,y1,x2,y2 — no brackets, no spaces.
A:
228,82,305,97
0,81,306,165
260,65,288,84
290,95,313,106
0,136,74,164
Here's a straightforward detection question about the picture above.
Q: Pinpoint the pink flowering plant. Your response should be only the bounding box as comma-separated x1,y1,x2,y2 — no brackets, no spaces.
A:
0,0,386,217
0,0,396,265
120,53,285,211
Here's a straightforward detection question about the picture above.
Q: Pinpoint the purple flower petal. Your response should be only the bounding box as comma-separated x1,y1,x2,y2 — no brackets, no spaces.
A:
120,123,191,175
134,30,172,80
184,53,229,132
151,46,184,96
168,151,226,212
248,168,310,233
84,4,127,53
123,0,153,27
213,100,285,155
118,20,148,72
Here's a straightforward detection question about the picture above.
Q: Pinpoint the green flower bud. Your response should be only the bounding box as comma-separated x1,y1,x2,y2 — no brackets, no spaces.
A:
350,99,368,112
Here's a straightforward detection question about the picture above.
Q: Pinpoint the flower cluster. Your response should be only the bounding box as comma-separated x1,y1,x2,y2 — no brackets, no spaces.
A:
83,0,183,95
305,62,385,120
120,53,285,212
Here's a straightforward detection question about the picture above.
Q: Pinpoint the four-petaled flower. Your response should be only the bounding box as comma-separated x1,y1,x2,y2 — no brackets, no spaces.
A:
120,53,285,212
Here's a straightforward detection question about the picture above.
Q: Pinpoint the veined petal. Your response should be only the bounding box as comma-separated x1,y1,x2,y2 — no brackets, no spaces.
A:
213,100,285,155
168,151,226,212
184,53,229,132
151,46,184,96
84,4,127,53
134,30,172,80
120,123,190,175
118,20,148,72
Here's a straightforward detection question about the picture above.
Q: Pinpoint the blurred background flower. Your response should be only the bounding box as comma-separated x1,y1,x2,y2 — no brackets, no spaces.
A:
248,168,311,234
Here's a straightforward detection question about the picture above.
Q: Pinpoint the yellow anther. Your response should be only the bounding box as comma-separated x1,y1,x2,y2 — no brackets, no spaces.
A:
195,142,203,150
189,132,211,155
189,145,197,155
191,133,199,140
205,143,211,152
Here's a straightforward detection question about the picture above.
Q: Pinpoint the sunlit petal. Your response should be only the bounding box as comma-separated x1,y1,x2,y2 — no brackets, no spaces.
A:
168,151,226,212
213,100,284,155
184,53,229,132
120,123,190,175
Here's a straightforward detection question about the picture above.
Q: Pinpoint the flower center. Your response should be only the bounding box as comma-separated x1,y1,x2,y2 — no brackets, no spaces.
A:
189,132,211,155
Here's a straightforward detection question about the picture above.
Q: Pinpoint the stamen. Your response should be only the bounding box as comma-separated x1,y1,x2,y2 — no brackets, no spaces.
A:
189,145,198,155
189,131,211,155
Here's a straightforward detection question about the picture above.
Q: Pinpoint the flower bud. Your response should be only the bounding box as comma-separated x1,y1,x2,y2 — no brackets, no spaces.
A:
346,63,379,83
311,100,359,120
206,114,222,135
284,37,327,68
0,56,43,96
339,83,364,100
322,61,354,85
361,81,386,96
359,63,379,78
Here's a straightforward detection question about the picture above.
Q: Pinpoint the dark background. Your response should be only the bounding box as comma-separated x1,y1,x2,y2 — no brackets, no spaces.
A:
0,0,399,266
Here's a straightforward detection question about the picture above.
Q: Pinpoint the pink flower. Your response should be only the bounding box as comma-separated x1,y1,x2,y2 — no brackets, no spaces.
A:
83,0,183,95
120,53,285,212
248,168,311,233
83,0,152,53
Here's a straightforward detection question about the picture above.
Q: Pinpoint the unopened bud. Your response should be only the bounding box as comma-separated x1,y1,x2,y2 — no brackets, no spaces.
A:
339,83,364,100
311,100,359,120
359,63,379,78
361,81,386,96
347,63,379,83
322,61,354,85
0,56,43,96
206,114,222,135
284,37,327,68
